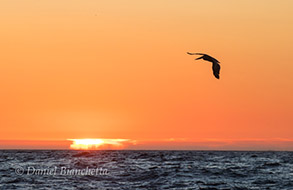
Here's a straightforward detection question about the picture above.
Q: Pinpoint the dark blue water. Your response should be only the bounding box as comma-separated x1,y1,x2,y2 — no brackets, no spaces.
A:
0,150,293,189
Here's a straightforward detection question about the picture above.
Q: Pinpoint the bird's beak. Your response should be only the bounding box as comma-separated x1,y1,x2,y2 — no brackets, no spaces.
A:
195,57,201,60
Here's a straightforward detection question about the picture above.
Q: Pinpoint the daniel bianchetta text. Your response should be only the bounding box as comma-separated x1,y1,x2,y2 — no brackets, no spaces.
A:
22,166,109,176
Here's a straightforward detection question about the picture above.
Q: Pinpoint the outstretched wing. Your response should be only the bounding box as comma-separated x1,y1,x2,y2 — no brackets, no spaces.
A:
187,52,206,56
187,52,220,63
212,62,221,79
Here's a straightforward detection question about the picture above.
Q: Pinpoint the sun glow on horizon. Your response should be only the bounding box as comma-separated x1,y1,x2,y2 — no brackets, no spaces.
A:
68,139,131,150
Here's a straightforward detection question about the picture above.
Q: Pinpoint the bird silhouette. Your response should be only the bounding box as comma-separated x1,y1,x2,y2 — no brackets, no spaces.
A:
187,52,221,79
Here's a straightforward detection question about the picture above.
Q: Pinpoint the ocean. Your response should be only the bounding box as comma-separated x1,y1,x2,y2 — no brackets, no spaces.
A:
0,150,293,189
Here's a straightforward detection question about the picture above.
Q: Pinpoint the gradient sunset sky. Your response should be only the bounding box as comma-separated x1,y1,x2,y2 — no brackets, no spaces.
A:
0,0,293,150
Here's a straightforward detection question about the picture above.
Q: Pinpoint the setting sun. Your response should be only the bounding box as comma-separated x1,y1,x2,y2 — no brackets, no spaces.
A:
68,139,132,150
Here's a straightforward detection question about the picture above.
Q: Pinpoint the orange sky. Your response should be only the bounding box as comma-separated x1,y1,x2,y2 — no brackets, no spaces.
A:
0,0,293,150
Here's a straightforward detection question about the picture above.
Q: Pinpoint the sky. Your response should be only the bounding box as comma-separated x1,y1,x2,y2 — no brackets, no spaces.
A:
0,0,293,150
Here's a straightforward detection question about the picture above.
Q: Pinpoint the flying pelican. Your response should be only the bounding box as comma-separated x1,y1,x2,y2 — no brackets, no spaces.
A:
187,52,221,79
